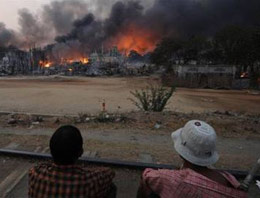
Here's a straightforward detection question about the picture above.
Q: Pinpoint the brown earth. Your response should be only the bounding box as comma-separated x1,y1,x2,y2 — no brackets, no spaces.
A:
0,76,259,115
0,76,259,172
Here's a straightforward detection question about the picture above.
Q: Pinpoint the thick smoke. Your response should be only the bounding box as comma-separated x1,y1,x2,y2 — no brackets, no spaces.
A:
18,8,52,48
54,1,146,56
144,0,260,37
53,0,260,55
0,23,16,47
0,0,90,48
1,0,260,54
87,0,154,20
42,0,89,35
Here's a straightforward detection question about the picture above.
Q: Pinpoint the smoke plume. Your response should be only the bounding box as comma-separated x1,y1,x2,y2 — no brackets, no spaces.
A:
0,23,17,47
0,0,260,56
53,0,260,55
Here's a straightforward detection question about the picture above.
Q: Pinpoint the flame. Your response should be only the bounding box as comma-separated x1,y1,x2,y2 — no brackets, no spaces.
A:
44,62,51,68
39,60,52,68
60,57,89,64
81,58,89,64
111,24,159,55
240,72,248,78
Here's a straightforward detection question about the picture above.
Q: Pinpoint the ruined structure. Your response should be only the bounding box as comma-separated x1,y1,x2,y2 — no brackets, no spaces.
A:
0,49,31,75
161,64,238,89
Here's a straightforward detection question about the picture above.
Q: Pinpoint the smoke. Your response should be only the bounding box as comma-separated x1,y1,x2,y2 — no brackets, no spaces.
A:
144,0,260,37
1,0,260,55
18,8,52,47
0,23,17,47
0,0,90,48
87,0,154,19
42,0,89,35
53,0,260,55
54,1,146,54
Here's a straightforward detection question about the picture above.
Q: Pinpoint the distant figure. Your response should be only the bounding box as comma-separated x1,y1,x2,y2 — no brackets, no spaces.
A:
138,120,247,198
28,125,116,198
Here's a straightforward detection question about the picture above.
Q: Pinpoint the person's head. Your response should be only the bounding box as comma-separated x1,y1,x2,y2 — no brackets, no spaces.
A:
171,120,219,167
50,125,83,165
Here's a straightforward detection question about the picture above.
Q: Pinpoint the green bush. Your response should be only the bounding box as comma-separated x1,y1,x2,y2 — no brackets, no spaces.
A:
130,86,175,112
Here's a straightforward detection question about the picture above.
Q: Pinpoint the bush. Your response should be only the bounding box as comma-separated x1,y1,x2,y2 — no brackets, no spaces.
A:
130,86,175,112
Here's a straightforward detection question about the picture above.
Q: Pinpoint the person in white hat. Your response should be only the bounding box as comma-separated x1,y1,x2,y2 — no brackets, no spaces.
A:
138,120,247,198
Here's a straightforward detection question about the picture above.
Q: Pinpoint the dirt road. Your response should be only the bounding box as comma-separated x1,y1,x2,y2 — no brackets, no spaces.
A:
0,76,259,115
0,126,259,170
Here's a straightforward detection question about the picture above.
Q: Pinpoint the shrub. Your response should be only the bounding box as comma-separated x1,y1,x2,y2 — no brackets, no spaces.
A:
130,86,175,112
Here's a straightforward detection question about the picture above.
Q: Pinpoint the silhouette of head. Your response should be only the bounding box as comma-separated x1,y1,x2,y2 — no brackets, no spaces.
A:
50,125,83,165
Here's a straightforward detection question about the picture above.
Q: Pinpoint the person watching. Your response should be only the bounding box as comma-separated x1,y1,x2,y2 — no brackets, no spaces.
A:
138,120,247,198
28,125,116,198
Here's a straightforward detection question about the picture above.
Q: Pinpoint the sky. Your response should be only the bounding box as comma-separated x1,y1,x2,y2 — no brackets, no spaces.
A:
0,0,53,30
0,0,155,31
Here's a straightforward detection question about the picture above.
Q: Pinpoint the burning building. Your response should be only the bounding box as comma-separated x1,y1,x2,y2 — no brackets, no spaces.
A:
0,0,259,78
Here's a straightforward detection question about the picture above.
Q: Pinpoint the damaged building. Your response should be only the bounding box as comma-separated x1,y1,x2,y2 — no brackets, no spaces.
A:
171,64,237,89
0,49,32,75
0,47,46,75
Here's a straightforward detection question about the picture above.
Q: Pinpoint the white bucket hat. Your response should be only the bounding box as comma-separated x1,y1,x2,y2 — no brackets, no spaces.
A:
171,120,219,166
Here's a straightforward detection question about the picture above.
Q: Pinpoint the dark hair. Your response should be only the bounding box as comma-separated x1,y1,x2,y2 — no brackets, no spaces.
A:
50,125,83,165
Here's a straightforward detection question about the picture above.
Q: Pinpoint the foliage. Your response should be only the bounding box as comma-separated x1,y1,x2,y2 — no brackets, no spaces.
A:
130,86,175,112
151,25,260,88
151,37,183,70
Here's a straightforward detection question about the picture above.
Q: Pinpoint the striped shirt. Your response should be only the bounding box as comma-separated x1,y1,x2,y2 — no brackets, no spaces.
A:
141,168,247,198
28,163,115,198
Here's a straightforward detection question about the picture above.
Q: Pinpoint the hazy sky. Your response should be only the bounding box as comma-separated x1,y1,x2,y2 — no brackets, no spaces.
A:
0,0,53,30
0,0,155,31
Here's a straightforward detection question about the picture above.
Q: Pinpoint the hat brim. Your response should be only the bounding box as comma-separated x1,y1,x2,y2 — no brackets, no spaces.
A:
171,128,219,166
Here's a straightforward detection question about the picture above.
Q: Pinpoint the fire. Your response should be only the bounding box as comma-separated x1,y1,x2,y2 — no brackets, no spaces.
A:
111,24,159,55
81,58,89,64
240,72,249,78
39,60,52,68
60,57,89,64
44,62,51,68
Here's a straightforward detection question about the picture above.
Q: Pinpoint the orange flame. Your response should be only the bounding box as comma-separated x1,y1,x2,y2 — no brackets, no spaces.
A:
81,58,89,64
44,62,51,68
60,57,89,65
39,60,52,68
111,24,159,55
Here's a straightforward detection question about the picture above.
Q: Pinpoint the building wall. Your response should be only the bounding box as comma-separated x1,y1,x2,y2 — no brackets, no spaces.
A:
162,65,239,88
176,65,236,78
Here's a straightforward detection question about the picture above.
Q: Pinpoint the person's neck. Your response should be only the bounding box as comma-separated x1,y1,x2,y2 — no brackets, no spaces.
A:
182,160,208,172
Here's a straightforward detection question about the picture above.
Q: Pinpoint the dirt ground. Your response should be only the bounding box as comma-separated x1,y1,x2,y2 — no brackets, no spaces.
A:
0,109,259,170
0,76,259,115
0,76,259,174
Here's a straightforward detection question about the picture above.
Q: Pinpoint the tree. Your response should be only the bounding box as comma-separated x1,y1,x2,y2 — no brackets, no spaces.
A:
182,35,211,64
214,25,260,86
214,25,254,66
151,37,184,71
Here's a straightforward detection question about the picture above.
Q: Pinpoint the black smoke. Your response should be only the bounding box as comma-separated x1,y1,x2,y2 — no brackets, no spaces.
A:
53,0,260,54
0,23,16,47
0,0,90,48
144,0,260,37
1,0,260,52
54,1,145,55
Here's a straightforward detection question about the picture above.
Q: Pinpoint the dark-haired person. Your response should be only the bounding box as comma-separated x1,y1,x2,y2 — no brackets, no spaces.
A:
138,120,247,198
28,125,116,198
